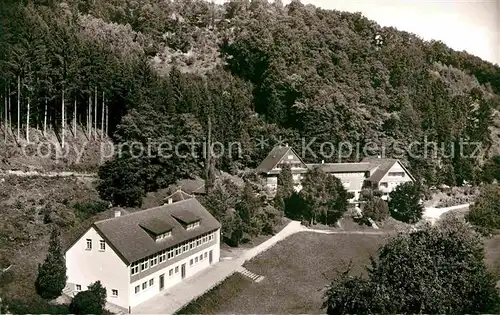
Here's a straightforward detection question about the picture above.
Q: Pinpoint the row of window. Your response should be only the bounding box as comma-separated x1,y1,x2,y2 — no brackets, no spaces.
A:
388,172,406,177
276,162,304,169
75,284,118,297
86,239,106,251
130,231,216,276
334,172,366,177
186,221,200,230
190,251,208,266
156,231,172,241
134,253,200,296
135,278,155,294
380,181,406,188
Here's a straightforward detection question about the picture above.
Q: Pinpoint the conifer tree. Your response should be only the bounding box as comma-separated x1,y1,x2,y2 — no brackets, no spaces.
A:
274,163,294,212
35,228,67,299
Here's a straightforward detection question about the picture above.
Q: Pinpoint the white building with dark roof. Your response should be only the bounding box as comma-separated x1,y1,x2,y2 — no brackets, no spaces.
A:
258,146,415,202
255,145,309,192
64,197,221,313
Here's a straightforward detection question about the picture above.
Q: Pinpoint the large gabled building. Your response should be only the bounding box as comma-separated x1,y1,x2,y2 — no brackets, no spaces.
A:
256,145,308,192
258,146,415,202
65,197,221,313
361,157,415,200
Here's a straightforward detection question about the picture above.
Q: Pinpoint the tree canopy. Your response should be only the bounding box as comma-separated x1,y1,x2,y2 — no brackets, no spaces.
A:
300,166,351,225
1,0,499,206
466,184,500,232
323,215,500,314
388,182,424,223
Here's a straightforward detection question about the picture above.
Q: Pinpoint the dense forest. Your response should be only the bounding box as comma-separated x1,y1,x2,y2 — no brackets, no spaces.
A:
1,0,500,207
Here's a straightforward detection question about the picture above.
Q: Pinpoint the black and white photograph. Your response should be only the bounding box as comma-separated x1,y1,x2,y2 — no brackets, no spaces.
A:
0,0,499,314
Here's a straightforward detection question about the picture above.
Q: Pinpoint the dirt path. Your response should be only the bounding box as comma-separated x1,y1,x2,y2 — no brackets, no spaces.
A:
0,169,96,178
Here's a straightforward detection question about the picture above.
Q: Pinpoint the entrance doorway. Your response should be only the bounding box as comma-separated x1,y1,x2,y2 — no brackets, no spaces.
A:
159,274,164,291
181,263,186,279
209,250,213,264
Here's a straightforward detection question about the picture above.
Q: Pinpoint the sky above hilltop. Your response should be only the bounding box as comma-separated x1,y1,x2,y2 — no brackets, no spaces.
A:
213,0,499,65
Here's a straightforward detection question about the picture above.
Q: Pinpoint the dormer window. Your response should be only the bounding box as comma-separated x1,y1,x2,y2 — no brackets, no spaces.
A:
186,221,200,230
156,231,172,241
171,210,201,231
139,218,173,242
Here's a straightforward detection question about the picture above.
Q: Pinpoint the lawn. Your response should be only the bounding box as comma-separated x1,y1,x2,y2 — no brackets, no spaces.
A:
178,232,390,314
484,233,500,278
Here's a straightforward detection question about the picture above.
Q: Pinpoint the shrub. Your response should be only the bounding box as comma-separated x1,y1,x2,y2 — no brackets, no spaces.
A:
466,184,500,231
2,298,69,314
72,201,108,220
69,281,107,315
362,197,389,222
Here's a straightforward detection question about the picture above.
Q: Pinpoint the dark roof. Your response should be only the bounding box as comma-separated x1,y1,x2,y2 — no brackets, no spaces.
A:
175,178,206,195
91,198,221,264
139,219,173,236
164,189,194,203
361,157,399,183
256,146,291,173
171,210,200,225
256,146,306,173
307,163,376,173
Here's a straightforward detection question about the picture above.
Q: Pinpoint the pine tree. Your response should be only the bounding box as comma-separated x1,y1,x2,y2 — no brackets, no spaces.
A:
274,163,294,212
35,228,67,299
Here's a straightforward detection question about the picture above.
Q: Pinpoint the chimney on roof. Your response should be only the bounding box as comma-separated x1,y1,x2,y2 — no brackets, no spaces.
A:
167,198,173,204
114,210,121,218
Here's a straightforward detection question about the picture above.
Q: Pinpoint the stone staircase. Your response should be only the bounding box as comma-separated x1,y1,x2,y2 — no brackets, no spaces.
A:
237,266,265,283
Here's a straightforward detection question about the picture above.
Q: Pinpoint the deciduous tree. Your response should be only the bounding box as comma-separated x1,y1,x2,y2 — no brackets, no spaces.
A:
323,215,500,314
388,182,424,223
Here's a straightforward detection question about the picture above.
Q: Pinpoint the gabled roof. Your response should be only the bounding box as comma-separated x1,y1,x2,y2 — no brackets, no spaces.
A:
164,189,194,203
80,198,220,265
256,145,306,174
306,163,376,173
361,157,415,183
174,178,206,195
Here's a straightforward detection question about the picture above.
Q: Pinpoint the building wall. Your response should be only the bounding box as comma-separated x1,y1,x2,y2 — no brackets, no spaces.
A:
129,231,218,283
266,175,278,191
130,229,220,308
378,162,413,199
330,172,366,202
266,174,303,193
66,227,130,309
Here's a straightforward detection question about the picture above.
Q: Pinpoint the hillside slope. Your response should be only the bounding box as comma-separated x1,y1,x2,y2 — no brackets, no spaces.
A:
0,175,105,301
2,0,499,191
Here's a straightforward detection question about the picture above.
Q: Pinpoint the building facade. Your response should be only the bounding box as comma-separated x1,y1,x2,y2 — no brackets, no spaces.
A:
65,197,221,312
362,157,415,200
256,145,308,193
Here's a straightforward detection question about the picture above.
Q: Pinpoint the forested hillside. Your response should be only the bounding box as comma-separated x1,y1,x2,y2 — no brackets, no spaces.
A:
2,0,500,207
